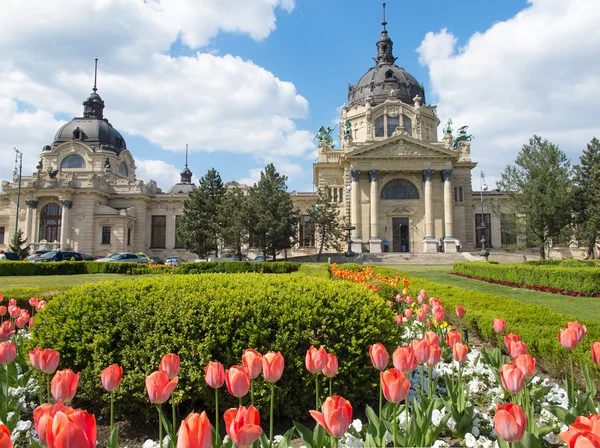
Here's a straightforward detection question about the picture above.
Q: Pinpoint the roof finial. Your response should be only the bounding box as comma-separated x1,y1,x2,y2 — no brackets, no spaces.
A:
93,58,98,93
382,2,387,33
185,144,189,168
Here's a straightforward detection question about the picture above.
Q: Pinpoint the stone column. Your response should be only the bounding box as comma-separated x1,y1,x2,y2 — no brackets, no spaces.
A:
422,169,437,253
60,199,73,249
368,170,381,253
349,169,362,252
25,199,38,244
442,169,456,253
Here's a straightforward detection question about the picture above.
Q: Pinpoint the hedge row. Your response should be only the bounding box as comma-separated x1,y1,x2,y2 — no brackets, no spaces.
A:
524,259,600,268
31,273,398,421
453,261,600,296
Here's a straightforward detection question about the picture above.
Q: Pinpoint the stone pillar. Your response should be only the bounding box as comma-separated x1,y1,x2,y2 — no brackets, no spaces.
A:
368,170,381,253
60,199,73,249
349,169,362,253
25,199,38,244
422,169,437,253
442,169,456,253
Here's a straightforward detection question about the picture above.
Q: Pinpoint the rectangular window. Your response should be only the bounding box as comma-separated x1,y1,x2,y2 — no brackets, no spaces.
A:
454,187,458,202
127,228,131,246
387,115,399,136
339,188,343,203
402,115,413,135
328,188,332,202
501,214,518,246
333,188,338,203
174,216,184,248
0,227,4,245
101,226,111,245
298,215,314,248
151,215,166,248
375,116,384,137
459,187,464,202
475,214,492,248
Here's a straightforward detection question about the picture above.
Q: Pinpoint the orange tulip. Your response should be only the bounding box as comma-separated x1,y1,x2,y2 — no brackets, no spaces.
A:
569,432,600,448
453,343,469,364
380,369,411,403
493,318,507,334
559,328,580,350
445,330,462,348
101,364,123,392
262,351,285,383
225,366,250,398
146,370,178,404
514,354,536,379
178,411,212,448
34,402,73,446
427,345,442,366
509,340,528,358
411,339,431,364
425,331,441,347
0,308,6,317
393,346,418,374
159,353,180,380
39,348,60,374
504,333,521,352
306,346,327,374
242,349,263,380
45,409,96,448
223,405,262,448
0,424,11,448
309,395,353,438
500,364,525,394
322,354,338,378
51,369,80,404
566,321,587,343
455,306,465,318
494,403,526,443
417,307,427,322
369,343,389,370
204,362,225,389
0,321,14,342
0,342,16,365
592,342,600,367
559,415,600,444
433,306,445,323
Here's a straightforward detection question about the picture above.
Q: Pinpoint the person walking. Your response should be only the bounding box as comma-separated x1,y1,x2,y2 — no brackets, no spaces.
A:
0,250,6,260
438,238,444,253
456,239,462,253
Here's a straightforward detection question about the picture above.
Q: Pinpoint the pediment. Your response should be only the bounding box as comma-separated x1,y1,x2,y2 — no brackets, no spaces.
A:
95,203,120,215
347,135,457,159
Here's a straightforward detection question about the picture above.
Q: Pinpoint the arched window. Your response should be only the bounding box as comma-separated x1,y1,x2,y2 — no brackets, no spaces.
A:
39,203,62,242
380,179,420,200
387,115,399,136
375,116,384,137
402,115,413,135
118,161,129,177
60,154,86,170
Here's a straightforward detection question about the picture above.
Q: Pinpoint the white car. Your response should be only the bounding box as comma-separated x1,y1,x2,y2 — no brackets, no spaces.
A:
165,256,183,266
96,252,149,263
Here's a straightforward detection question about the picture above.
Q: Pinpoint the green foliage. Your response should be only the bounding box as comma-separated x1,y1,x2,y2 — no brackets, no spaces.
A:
306,188,345,261
453,262,600,295
31,273,398,421
221,187,249,259
0,261,142,276
573,137,600,258
497,135,573,259
175,261,300,274
9,228,30,259
524,259,600,268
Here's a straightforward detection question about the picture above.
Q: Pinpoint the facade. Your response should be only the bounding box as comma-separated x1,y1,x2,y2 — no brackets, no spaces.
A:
0,11,507,258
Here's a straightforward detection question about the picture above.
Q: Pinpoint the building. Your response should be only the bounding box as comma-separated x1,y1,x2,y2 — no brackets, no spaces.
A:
0,9,508,258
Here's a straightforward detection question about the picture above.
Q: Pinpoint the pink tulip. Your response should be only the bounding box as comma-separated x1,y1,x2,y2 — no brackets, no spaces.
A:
417,308,427,322
101,364,123,392
514,354,536,379
493,318,507,334
393,346,418,374
504,333,521,351
223,405,262,448
453,343,469,364
306,346,327,374
159,353,180,380
509,340,528,358
381,368,411,403
592,342,600,367
146,370,178,404
445,330,462,348
0,342,16,365
178,411,212,448
403,309,413,319
425,331,440,347
494,403,526,443
369,343,389,370
0,307,6,317
0,321,14,342
262,352,285,383
309,395,353,439
242,349,263,380
205,362,225,389
433,305,445,323
427,345,442,366
411,339,431,364
455,306,465,318
559,328,580,350
51,369,80,404
225,366,250,398
322,354,338,378
45,409,96,448
566,321,587,343
395,315,404,325
38,348,60,374
500,364,525,394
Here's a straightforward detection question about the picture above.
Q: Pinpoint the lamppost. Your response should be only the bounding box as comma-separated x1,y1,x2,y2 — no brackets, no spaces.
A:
13,147,23,235
477,171,489,257
344,225,356,258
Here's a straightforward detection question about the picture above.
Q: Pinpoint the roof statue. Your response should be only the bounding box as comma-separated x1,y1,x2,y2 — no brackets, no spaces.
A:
314,125,336,147
453,125,474,149
342,120,352,139
443,118,453,135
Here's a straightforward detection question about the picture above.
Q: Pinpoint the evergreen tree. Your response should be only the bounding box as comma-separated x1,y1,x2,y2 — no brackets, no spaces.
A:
573,137,600,258
497,135,573,259
306,187,345,261
220,187,248,260
9,228,30,259
177,168,226,258
247,164,299,260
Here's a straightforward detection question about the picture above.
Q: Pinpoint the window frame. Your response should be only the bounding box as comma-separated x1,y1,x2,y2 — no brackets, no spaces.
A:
150,215,167,249
374,116,385,137
0,227,4,245
60,154,86,170
101,226,111,245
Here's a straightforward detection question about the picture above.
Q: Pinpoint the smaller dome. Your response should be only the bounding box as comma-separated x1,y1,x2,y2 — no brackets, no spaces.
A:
167,182,196,195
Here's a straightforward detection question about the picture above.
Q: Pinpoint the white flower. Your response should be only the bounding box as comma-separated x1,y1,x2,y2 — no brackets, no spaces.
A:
464,432,477,447
432,440,450,448
431,409,445,426
273,435,283,443
14,420,31,432
351,419,363,433
142,441,158,448
447,417,456,430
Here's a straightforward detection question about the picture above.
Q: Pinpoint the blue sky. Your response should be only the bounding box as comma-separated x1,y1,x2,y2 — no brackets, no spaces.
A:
2,0,600,193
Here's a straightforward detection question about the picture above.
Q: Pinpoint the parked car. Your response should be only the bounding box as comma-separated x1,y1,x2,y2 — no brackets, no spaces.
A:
80,253,96,261
149,256,164,265
96,252,149,263
29,251,83,262
26,250,49,261
165,256,183,267
1,252,20,261
253,255,265,262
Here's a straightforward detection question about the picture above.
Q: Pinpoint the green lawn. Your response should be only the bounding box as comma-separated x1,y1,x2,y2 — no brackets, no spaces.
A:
0,273,143,292
388,264,600,324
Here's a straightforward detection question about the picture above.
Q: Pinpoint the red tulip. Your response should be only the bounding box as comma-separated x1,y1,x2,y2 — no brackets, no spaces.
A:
39,348,61,374
225,366,250,398
262,351,285,383
494,403,526,443
569,432,600,448
29,297,39,307
178,411,212,448
7,300,15,307
0,424,11,448
322,354,338,378
146,370,178,404
411,339,431,364
0,307,6,317
242,349,263,380
592,342,600,367
306,346,327,374
380,369,411,403
15,316,28,329
36,301,47,311
29,347,42,370
34,402,73,447
223,405,262,448
0,321,14,342
0,295,3,303
309,395,353,438
404,296,414,305
8,306,20,319
51,369,80,404
559,415,600,444
433,306,445,323
559,328,580,350
445,330,462,348
566,321,587,343
403,309,413,319
514,354,536,379
500,364,525,394
417,308,427,322
159,353,180,380
504,333,521,351
427,345,442,366
455,306,465,318
393,346,418,374
395,315,404,325
204,362,225,389
369,343,389,370
509,340,528,358
425,331,440,347
453,343,469,364
28,317,35,329
45,409,96,448
0,342,16,365
101,364,123,392
493,318,507,334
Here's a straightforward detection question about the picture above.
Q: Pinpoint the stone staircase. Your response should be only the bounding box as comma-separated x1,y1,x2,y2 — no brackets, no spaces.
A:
359,252,476,265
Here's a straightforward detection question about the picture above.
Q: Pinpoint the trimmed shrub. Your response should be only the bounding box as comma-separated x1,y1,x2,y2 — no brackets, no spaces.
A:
524,259,600,268
453,262,600,296
0,287,62,309
176,261,300,274
31,273,398,421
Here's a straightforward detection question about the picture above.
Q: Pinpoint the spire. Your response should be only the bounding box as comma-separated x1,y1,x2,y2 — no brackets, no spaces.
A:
180,144,193,184
381,2,387,33
93,58,98,93
374,2,397,66
185,143,189,168
83,58,105,119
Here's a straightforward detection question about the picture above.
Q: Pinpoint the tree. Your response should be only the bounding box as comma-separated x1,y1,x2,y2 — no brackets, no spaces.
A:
220,187,248,260
572,137,600,258
177,168,226,258
247,164,299,260
9,228,30,259
306,187,345,261
497,135,573,259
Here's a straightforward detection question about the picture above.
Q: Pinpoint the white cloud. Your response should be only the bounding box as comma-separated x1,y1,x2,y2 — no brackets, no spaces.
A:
417,0,600,187
136,159,199,191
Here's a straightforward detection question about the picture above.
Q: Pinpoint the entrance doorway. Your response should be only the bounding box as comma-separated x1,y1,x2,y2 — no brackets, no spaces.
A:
392,217,410,252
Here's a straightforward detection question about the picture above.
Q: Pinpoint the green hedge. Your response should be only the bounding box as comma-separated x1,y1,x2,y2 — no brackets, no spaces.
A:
524,259,600,268
453,262,600,296
31,273,398,421
175,261,300,274
0,287,63,310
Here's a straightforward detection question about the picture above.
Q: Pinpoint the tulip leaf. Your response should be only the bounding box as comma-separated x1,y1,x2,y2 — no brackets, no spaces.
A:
581,362,597,397
520,430,541,448
538,424,555,439
277,428,295,448
107,426,120,448
545,405,576,425
293,421,315,448
313,421,326,448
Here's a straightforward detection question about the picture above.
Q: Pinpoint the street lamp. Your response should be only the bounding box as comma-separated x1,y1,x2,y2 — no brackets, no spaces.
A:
344,225,356,258
477,171,489,257
13,147,23,235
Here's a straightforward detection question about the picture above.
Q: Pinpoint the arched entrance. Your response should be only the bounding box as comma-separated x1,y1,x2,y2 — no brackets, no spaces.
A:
380,179,419,253
39,203,62,242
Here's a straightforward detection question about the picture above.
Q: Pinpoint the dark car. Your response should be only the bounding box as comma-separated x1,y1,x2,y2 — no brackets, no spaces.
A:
149,256,164,265
29,251,83,262
80,253,96,261
1,252,20,261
